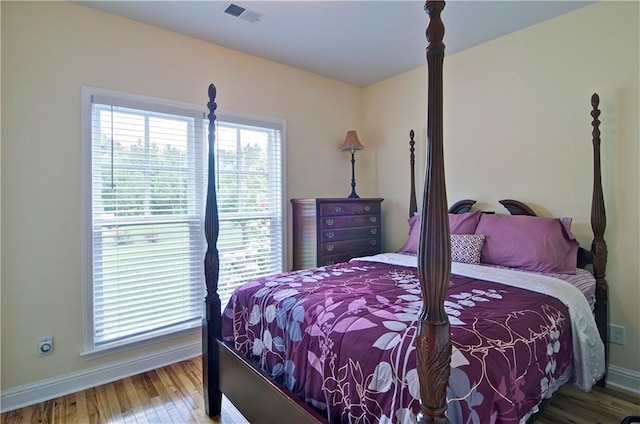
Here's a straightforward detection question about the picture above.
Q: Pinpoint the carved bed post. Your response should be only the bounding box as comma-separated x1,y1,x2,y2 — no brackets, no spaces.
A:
409,129,418,218
203,84,223,417
590,93,608,386
416,2,451,423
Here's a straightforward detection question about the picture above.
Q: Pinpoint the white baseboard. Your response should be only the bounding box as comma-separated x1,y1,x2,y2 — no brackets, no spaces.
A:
607,364,640,394
0,341,201,413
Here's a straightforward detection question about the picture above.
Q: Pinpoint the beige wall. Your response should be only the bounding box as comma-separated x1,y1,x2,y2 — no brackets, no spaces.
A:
2,0,638,401
365,1,639,386
363,66,427,252
1,1,364,391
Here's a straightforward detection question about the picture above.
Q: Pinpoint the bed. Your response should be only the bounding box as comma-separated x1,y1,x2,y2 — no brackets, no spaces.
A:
202,2,609,423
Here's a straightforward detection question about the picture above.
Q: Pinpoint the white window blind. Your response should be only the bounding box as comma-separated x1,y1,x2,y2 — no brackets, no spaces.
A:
87,93,206,351
214,118,284,307
83,87,284,354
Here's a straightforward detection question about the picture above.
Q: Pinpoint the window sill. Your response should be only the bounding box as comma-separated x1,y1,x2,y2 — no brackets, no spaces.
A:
81,323,201,360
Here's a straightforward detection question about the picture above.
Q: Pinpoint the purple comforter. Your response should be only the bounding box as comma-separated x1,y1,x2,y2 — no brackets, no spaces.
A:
222,260,573,424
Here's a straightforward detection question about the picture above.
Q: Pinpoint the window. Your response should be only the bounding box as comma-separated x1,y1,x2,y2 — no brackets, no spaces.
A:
214,118,284,306
82,88,284,355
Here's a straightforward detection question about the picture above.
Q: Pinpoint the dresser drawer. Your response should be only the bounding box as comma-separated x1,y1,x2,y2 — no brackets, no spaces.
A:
319,202,381,216
320,226,379,242
320,215,379,229
319,238,380,255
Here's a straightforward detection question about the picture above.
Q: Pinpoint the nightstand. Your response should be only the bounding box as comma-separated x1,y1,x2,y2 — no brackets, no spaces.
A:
291,198,384,270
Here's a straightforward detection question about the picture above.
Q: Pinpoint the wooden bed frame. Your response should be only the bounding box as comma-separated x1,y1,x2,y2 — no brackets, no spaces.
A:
202,1,609,422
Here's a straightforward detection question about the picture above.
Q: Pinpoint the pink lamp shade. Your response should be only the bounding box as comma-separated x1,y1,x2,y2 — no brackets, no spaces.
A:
340,130,365,152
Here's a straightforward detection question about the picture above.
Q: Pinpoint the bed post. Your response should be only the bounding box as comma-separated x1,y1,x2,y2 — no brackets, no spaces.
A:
409,129,418,218
203,83,223,417
590,93,608,386
416,2,451,423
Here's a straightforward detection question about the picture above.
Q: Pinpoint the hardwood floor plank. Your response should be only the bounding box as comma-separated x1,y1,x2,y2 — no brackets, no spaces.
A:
129,374,162,424
2,356,638,424
95,384,120,423
169,362,200,402
121,374,150,424
144,369,184,424
158,368,200,423
146,368,186,423
537,385,640,424
155,366,198,423
0,410,17,424
84,386,102,424
27,401,43,424
51,395,65,423
147,393,176,424
114,381,134,424
73,390,89,423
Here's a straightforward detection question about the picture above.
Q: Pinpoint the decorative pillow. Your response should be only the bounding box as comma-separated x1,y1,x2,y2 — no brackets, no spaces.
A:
398,210,482,254
475,214,579,273
451,234,485,264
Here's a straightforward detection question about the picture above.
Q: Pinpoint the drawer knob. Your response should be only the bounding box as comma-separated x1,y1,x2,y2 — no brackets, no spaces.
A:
369,217,377,223
326,231,335,239
370,228,377,234
364,205,371,212
325,218,334,226
334,206,342,213
326,244,335,252
370,240,377,246
326,260,335,265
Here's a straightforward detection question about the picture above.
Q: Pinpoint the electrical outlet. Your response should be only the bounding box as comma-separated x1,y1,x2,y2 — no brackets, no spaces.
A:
38,336,54,356
609,324,625,345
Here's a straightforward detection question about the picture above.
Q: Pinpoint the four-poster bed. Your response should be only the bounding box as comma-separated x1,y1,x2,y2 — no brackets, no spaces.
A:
202,1,608,422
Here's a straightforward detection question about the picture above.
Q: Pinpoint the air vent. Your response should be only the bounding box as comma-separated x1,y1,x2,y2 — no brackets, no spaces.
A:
223,2,262,23
224,3,245,17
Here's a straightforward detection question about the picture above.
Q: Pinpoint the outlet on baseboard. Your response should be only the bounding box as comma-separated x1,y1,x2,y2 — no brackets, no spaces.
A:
609,324,625,345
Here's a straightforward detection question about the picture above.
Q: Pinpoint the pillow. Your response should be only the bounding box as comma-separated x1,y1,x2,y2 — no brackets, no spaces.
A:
398,210,482,254
449,209,482,234
451,234,485,264
397,214,421,254
558,216,573,231
475,214,579,273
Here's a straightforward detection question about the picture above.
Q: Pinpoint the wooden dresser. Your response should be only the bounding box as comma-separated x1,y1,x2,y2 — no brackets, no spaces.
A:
291,198,384,270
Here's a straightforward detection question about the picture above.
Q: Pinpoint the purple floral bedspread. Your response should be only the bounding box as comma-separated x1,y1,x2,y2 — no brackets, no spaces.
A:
222,260,573,424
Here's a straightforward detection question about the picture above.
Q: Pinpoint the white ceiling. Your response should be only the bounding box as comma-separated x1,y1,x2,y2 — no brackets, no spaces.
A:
77,1,593,87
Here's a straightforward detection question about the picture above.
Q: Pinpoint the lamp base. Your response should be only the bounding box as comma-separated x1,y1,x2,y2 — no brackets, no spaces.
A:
348,151,359,199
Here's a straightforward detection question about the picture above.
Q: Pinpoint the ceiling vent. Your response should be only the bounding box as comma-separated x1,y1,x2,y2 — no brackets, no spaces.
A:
223,2,262,23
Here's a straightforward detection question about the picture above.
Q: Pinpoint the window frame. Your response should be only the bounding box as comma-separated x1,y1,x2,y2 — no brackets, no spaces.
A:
81,87,286,358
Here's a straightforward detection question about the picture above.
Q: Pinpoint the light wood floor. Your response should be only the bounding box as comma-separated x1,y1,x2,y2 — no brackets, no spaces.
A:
2,356,638,423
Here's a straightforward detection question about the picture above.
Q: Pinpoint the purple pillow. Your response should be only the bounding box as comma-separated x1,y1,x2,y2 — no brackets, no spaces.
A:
449,210,482,234
475,214,579,273
397,210,482,254
398,214,421,254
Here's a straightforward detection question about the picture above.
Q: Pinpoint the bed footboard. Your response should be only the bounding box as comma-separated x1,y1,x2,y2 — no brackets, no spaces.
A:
219,341,327,423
